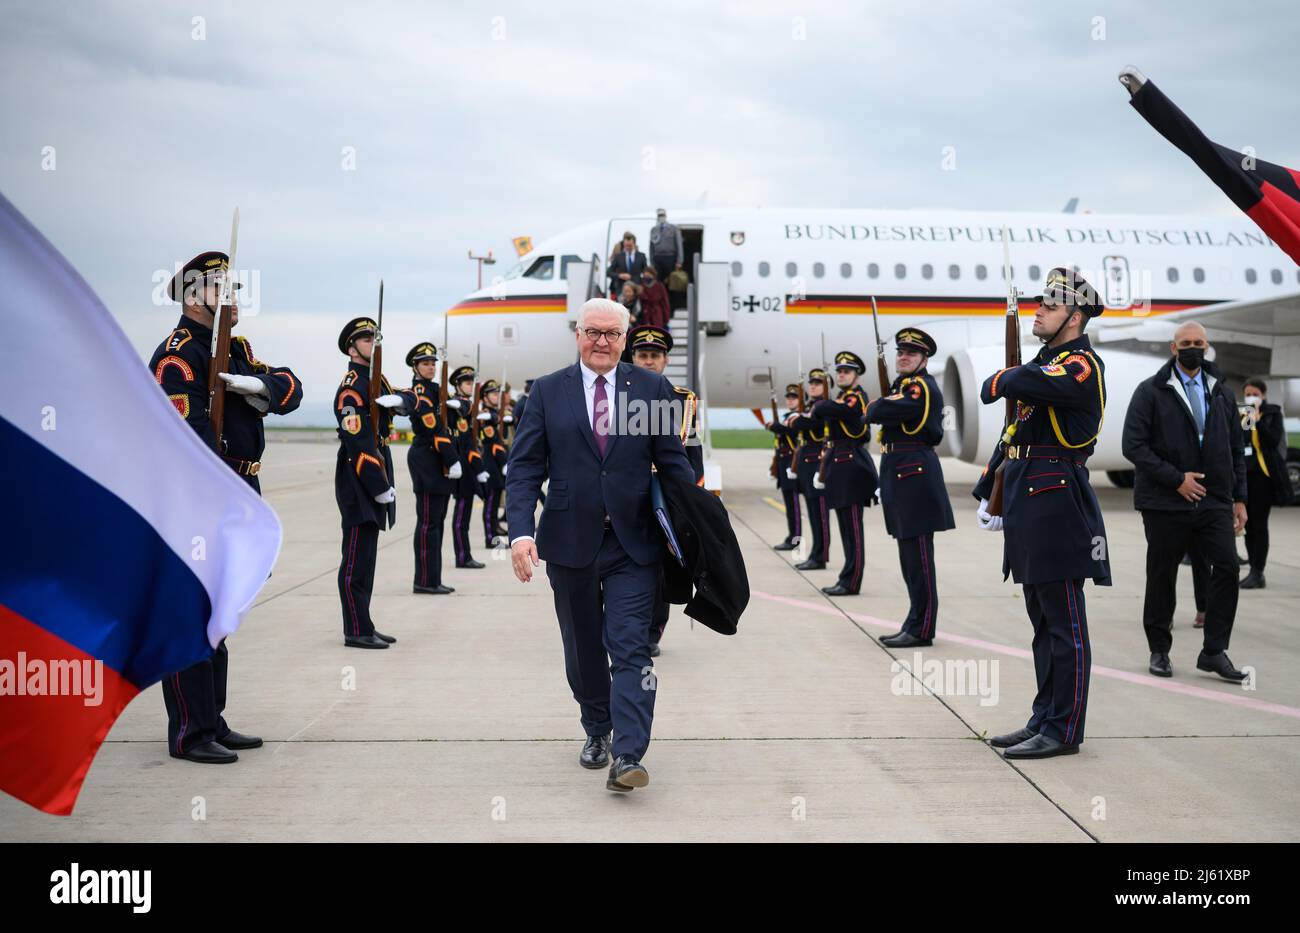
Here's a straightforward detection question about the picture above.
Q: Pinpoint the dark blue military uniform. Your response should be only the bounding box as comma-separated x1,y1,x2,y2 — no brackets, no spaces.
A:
404,343,461,594
475,380,510,548
811,353,880,596
767,384,804,550
150,251,303,761
973,269,1109,755
784,371,833,567
866,331,955,644
447,368,485,568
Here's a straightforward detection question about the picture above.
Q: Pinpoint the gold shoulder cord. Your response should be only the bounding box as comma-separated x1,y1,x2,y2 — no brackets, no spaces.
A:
840,389,868,439
1047,351,1105,449
900,378,931,436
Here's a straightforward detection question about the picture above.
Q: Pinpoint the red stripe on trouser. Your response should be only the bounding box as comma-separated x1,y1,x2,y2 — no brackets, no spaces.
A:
819,498,830,560
344,526,360,635
453,498,467,561
419,493,429,584
791,492,801,538
920,536,934,638
1064,582,1086,744
850,508,863,591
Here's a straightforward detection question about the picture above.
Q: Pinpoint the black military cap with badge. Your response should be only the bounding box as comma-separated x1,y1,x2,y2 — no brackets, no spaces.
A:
167,250,242,306
338,317,377,355
630,324,673,354
405,343,437,367
785,383,801,399
894,327,938,357
834,350,866,374
450,366,476,386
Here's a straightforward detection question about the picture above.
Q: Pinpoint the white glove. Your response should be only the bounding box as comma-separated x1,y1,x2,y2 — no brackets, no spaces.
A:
476,471,490,483
812,475,825,490
218,373,267,396
976,498,1003,532
503,414,514,424
476,411,493,421
785,468,798,480
374,487,396,504
376,394,405,410
502,463,509,476
446,398,462,410
448,462,463,479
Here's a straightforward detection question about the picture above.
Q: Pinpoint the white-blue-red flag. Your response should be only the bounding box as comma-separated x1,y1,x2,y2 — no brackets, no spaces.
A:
0,192,281,814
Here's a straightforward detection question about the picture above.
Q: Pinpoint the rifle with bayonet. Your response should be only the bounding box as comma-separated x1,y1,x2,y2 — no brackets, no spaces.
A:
369,280,385,447
987,228,1022,517
206,208,239,453
870,296,891,397
816,332,834,485
768,366,780,478
439,313,452,476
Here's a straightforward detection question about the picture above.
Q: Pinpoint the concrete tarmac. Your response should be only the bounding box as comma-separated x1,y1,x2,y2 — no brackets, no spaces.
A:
3,441,1297,841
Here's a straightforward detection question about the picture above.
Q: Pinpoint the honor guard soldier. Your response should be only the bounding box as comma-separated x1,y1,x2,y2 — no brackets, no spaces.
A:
476,378,509,548
811,351,880,596
334,316,413,649
784,369,833,570
405,342,463,595
449,365,487,568
973,267,1109,759
628,324,702,655
767,383,804,551
865,328,955,648
152,250,303,763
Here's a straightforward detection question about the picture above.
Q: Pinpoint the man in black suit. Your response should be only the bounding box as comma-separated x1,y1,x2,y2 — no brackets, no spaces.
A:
1122,321,1250,682
607,231,647,297
506,298,696,793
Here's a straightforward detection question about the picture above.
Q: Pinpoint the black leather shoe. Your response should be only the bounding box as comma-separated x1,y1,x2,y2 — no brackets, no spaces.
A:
413,584,455,594
606,755,649,792
172,740,238,764
773,539,797,551
881,632,933,648
1002,734,1078,759
579,734,611,769
1240,572,1265,590
989,727,1037,749
821,584,858,596
217,731,263,750
1149,652,1172,677
344,634,390,649
1197,650,1247,682
373,630,397,644
794,559,826,571
456,560,485,569
649,642,661,657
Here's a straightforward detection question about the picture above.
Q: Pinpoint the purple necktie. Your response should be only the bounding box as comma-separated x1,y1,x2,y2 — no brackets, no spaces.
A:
593,374,609,457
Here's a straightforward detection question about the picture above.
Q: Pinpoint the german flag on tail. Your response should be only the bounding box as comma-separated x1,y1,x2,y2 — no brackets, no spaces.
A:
1123,68,1300,265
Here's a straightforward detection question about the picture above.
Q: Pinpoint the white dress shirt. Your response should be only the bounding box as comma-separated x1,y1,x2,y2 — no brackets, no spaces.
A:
511,361,619,547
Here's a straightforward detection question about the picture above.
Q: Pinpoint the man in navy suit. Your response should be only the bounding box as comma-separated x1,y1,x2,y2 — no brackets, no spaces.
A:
506,298,696,793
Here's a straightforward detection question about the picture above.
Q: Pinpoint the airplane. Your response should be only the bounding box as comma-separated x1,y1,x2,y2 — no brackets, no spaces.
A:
445,207,1300,488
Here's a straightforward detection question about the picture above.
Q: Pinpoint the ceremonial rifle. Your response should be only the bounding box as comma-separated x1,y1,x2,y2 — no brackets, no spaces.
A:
206,207,239,453
987,228,1021,517
870,296,891,397
439,313,451,475
816,332,833,484
768,366,780,478
368,280,385,448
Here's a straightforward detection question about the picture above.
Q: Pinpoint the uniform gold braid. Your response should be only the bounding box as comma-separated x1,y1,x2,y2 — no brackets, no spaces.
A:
900,377,930,436
1047,351,1105,449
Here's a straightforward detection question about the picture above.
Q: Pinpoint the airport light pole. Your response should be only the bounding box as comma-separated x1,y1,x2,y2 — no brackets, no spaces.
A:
468,249,496,290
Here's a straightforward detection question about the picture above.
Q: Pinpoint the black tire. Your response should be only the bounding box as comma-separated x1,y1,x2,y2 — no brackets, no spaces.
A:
1107,469,1135,489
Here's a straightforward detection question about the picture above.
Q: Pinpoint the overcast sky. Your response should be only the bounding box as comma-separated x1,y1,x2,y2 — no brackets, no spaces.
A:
3,0,1297,422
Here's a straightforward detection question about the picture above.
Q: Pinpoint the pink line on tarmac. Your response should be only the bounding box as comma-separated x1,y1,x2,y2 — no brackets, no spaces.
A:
751,589,1300,721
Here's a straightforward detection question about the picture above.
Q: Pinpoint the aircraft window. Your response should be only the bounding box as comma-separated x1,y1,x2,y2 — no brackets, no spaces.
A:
758,261,770,278
975,264,987,280
948,264,960,280
1029,264,1041,281
1245,268,1257,284
523,256,554,280
1167,266,1179,283
731,261,743,277
785,262,798,277
894,263,906,279
1271,268,1283,284
840,262,852,278
812,262,825,278
867,262,880,279
559,255,583,279
921,263,934,280
1193,267,1205,283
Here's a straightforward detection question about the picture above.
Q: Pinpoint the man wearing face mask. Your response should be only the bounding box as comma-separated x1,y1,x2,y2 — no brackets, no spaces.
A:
1122,321,1250,682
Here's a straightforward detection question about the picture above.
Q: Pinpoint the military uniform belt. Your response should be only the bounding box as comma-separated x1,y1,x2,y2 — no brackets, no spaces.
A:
1004,444,1086,464
222,456,262,476
880,441,929,454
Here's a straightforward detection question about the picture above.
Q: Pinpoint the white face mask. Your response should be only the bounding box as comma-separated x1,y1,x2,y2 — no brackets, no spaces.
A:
1245,395,1262,407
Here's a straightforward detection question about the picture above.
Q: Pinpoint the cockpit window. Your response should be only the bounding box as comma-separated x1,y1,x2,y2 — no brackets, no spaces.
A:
523,256,554,280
